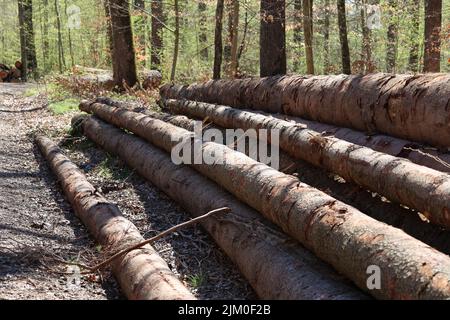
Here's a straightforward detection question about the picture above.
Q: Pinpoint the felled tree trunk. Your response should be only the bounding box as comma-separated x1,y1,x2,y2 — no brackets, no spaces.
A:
163,99,450,229
159,73,450,148
81,116,367,300
36,136,194,300
79,101,450,299
127,105,450,255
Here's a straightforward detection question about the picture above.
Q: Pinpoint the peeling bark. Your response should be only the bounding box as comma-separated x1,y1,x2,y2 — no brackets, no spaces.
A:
80,116,367,300
36,136,194,300
160,74,450,148
79,101,450,299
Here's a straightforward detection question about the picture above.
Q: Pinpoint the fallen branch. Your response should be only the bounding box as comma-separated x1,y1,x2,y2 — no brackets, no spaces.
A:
83,207,230,274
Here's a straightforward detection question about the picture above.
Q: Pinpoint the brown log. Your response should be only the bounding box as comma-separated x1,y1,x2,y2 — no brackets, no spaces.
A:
162,99,450,229
159,74,450,148
79,101,450,299
81,116,367,300
35,136,194,300
131,106,450,255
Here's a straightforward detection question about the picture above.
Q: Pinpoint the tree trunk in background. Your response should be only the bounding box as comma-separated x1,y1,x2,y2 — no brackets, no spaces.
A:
213,0,225,79
360,0,372,73
198,1,208,59
64,0,75,68
151,0,163,69
229,0,239,77
104,0,114,64
302,0,314,74
408,0,420,72
18,0,38,81
293,0,303,72
337,0,351,74
109,0,137,88
423,0,442,72
170,0,180,81
386,0,398,73
42,0,50,72
54,0,65,73
260,0,286,77
323,0,330,73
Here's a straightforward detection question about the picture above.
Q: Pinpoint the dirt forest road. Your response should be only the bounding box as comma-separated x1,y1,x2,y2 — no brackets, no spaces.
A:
0,83,253,300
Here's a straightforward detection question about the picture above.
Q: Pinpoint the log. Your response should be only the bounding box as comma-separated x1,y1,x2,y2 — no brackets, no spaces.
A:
162,99,450,229
159,74,450,148
36,136,195,300
79,101,450,299
80,116,367,300
131,106,450,255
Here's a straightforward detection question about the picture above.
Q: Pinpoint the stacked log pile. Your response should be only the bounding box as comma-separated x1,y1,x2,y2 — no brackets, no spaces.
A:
0,61,23,82
39,72,450,300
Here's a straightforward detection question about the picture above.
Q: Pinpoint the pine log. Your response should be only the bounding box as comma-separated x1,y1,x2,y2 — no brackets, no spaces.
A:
79,101,450,299
80,116,367,300
162,99,450,229
159,74,450,148
36,136,195,300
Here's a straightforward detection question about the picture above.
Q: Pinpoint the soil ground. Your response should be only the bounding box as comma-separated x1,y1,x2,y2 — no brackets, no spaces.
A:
0,83,254,300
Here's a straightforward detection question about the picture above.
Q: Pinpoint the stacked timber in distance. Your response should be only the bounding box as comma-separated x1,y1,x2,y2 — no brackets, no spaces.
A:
79,101,450,299
36,136,195,300
160,73,450,148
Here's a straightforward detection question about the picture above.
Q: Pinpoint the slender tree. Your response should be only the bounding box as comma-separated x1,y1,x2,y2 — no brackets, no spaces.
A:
423,0,442,72
54,0,65,73
337,0,351,74
360,0,372,73
293,0,303,71
260,0,286,77
302,0,314,74
133,0,146,66
108,0,138,88
151,0,164,69
198,1,208,59
229,0,239,77
213,0,225,79
408,0,420,72
386,0,398,73
323,0,331,74
171,0,180,81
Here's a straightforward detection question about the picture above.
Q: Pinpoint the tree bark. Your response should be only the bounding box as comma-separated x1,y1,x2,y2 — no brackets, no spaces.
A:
54,0,65,73
213,0,225,79
337,0,351,74
198,1,209,59
36,136,194,300
323,0,331,74
423,0,442,72
408,0,420,72
170,0,180,81
293,0,303,71
360,0,372,73
260,0,286,76
18,0,38,80
132,103,450,255
160,73,450,148
302,0,314,74
80,115,367,300
151,0,163,69
229,0,239,77
108,0,137,88
386,0,398,73
79,102,450,300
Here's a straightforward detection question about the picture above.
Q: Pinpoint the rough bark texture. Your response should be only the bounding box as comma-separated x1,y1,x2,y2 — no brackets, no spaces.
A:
81,116,367,300
260,0,286,76
151,0,163,69
18,0,38,80
198,1,208,59
119,102,450,255
160,73,450,148
302,0,314,74
109,0,137,88
35,136,194,300
337,0,351,74
385,0,398,73
408,0,420,72
79,101,450,299
162,99,450,229
213,0,225,79
424,0,442,72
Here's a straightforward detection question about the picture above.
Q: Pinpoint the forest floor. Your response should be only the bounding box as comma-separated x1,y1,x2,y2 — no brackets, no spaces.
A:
0,83,254,300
